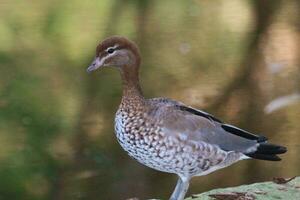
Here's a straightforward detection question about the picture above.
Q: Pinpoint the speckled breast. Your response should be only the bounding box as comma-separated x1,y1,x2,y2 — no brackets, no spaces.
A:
114,109,170,173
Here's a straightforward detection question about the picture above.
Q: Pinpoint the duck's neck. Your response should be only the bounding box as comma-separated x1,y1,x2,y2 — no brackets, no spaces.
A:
120,65,145,105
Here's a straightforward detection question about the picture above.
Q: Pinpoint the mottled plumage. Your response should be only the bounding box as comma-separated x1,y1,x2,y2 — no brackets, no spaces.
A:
115,98,243,177
87,36,287,200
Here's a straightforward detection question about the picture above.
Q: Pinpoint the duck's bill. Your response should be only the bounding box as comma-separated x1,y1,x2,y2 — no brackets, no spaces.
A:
86,57,103,73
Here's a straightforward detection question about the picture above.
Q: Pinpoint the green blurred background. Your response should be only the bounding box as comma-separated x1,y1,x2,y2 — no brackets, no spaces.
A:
0,0,299,199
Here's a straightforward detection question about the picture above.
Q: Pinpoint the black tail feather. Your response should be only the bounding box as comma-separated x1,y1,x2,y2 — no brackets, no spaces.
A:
246,153,282,161
245,143,287,161
256,143,287,155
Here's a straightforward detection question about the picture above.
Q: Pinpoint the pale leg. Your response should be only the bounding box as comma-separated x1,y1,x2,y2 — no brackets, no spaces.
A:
169,176,190,200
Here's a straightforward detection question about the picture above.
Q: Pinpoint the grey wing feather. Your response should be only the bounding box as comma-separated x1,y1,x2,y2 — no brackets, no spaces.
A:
147,98,259,154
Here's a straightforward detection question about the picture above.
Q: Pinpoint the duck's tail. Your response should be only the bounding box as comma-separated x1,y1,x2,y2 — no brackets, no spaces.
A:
245,142,287,161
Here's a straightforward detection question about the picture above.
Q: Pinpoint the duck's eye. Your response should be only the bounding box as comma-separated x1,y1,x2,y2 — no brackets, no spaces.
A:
107,48,115,54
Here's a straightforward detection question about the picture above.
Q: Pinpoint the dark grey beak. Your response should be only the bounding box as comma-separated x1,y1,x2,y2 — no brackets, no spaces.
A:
86,57,103,73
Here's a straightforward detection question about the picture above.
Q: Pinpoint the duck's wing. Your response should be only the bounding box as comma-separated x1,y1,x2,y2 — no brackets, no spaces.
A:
147,98,286,161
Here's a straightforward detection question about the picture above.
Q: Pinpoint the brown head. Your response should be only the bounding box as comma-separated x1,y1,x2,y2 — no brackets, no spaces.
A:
87,36,143,99
87,36,141,74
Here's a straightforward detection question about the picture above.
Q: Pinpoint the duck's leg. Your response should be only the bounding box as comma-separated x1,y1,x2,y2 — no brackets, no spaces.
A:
169,176,190,200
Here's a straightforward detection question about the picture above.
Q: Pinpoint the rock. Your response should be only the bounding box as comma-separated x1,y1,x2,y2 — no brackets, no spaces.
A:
185,176,300,200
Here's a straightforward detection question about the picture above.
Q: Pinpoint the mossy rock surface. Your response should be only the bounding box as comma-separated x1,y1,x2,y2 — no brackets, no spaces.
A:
185,176,300,200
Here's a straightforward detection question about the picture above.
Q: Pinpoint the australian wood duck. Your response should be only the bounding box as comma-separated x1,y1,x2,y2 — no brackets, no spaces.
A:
87,36,287,200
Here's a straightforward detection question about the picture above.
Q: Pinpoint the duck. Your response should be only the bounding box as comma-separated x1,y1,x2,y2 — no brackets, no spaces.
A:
87,36,287,200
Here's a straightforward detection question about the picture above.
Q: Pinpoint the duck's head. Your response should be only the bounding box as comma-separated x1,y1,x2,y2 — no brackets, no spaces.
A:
87,36,141,73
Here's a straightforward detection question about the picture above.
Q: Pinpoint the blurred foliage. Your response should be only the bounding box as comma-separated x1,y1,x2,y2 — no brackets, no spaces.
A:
0,0,299,200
